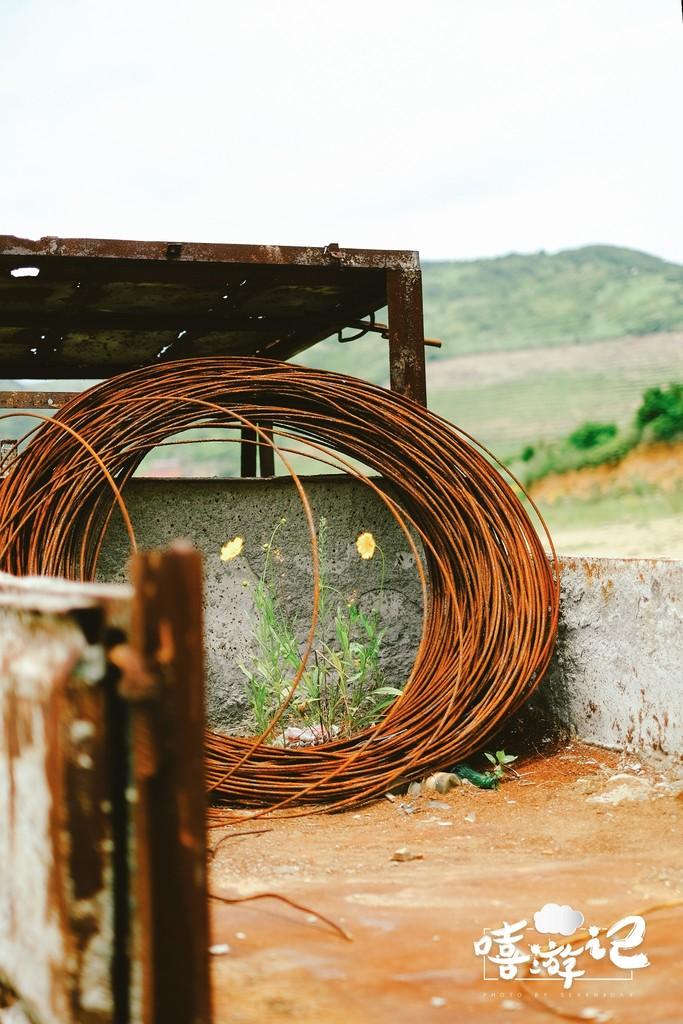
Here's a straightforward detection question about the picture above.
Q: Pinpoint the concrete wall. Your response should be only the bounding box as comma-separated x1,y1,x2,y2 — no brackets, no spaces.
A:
526,556,683,761
98,477,423,733
98,477,683,759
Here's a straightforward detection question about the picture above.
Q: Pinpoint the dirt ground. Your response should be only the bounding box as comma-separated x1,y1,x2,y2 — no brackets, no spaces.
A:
208,743,683,1024
528,440,683,559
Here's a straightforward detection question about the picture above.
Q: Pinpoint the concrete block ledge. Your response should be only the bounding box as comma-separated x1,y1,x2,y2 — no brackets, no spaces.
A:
95,478,682,759
530,555,682,761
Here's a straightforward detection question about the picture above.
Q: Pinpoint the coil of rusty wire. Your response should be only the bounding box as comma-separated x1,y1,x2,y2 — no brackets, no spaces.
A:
0,356,559,815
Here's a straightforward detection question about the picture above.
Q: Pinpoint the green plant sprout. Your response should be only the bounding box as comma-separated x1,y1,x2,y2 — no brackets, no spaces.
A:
240,516,398,744
452,749,518,789
484,749,519,780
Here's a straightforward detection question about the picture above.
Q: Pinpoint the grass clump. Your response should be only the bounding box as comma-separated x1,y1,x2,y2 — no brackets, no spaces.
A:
240,517,399,745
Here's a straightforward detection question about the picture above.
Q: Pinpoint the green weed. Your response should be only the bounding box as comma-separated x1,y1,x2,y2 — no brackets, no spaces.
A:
240,517,395,744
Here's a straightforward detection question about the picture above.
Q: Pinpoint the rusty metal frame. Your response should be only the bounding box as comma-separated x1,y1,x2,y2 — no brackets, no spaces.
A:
0,234,428,476
0,390,78,409
0,234,419,270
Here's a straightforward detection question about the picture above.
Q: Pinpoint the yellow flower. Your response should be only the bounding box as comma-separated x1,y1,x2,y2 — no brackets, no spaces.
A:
355,531,376,560
220,536,244,561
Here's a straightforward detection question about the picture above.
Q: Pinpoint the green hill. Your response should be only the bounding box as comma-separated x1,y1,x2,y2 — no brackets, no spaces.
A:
299,245,683,382
423,245,683,353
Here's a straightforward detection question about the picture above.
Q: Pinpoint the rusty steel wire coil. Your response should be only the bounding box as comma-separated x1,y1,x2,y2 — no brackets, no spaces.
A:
0,356,559,815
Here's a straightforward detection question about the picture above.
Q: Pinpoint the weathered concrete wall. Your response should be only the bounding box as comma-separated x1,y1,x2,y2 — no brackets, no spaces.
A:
0,574,130,1024
98,477,423,732
527,556,683,761
98,477,683,759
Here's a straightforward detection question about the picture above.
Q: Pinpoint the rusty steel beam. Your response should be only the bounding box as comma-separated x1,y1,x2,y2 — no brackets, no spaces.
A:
258,420,276,477
0,234,420,272
239,421,275,479
129,543,210,1024
0,390,80,409
343,319,441,348
386,267,427,405
240,426,258,478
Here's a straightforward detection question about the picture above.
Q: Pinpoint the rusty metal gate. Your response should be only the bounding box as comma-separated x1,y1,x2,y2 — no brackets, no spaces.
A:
0,545,210,1024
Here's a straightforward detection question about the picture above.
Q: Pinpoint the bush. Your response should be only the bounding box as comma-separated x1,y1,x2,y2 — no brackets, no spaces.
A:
635,383,683,441
568,421,618,450
514,382,683,489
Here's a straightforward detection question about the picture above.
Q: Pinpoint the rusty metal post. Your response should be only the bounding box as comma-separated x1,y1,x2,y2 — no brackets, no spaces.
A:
241,422,275,477
386,267,427,406
130,543,210,1024
258,420,275,477
240,426,257,477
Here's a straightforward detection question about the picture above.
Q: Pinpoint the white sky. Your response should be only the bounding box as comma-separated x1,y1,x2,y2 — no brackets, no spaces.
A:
1,0,681,262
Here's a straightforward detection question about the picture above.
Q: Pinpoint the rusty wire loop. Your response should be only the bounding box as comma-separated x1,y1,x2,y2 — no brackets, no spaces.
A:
0,356,559,815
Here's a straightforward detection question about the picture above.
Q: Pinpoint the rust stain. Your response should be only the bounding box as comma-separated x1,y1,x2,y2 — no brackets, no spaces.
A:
44,679,69,961
156,618,175,665
580,560,603,583
4,691,19,805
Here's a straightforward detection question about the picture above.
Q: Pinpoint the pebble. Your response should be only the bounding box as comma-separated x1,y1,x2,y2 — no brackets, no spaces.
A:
407,781,422,797
430,772,458,794
430,996,447,1007
464,811,477,823
399,802,419,814
587,776,651,805
209,943,230,955
391,846,424,862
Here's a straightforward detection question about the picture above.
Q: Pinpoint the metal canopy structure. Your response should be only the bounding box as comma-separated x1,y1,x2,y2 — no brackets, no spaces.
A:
0,234,428,402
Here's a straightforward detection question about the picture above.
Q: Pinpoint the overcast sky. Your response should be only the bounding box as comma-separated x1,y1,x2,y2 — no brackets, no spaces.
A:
2,1,681,263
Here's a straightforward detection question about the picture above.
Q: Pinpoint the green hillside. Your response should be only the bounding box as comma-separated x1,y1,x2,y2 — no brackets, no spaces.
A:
299,245,683,382
422,245,683,354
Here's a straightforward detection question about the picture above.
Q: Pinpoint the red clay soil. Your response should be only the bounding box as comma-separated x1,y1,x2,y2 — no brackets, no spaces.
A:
208,743,683,1024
